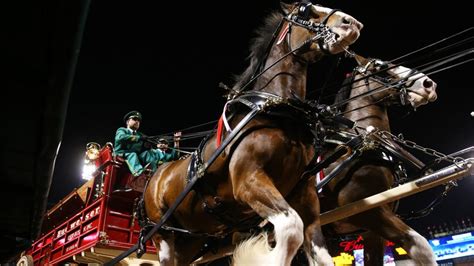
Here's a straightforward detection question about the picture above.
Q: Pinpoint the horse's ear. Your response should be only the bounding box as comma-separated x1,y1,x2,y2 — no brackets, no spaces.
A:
354,54,370,66
280,1,295,16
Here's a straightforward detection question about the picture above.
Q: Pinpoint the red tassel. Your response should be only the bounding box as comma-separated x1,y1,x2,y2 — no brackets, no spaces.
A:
216,115,224,148
316,156,325,182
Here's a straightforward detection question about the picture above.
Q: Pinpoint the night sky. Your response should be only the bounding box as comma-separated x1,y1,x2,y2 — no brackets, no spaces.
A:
49,1,473,232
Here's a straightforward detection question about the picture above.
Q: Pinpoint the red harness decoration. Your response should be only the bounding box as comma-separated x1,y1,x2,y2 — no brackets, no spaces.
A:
216,115,224,148
316,156,325,192
276,24,290,45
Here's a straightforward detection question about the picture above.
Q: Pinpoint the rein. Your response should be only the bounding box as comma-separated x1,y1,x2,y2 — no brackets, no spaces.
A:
389,27,473,63
357,59,411,106
331,59,423,111
335,47,474,111
308,26,472,105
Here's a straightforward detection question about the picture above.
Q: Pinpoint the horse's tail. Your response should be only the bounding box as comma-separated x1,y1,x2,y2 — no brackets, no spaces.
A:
232,232,272,266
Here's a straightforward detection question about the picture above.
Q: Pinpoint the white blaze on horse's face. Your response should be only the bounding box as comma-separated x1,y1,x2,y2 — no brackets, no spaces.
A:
312,5,363,54
391,66,438,108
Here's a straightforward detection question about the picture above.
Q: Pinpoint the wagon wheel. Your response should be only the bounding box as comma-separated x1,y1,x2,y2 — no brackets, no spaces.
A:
16,255,33,266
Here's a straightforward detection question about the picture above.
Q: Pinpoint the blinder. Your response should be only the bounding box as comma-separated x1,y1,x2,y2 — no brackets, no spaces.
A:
296,1,340,25
297,2,313,20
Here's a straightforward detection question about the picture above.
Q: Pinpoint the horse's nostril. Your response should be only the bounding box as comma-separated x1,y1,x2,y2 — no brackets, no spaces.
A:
423,79,433,88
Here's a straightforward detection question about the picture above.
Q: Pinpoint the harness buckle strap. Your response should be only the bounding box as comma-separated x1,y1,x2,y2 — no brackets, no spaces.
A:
237,97,260,110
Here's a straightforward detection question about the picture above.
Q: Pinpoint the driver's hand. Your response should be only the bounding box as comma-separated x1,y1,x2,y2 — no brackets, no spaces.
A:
174,131,182,141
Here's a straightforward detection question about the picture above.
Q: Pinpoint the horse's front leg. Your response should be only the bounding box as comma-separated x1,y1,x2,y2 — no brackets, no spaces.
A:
152,233,175,266
350,206,437,265
360,231,385,266
340,166,436,265
289,176,334,266
231,169,304,266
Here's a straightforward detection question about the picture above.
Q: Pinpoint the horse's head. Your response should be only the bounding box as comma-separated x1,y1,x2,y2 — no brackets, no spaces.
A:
352,55,438,109
232,2,362,95
281,1,363,60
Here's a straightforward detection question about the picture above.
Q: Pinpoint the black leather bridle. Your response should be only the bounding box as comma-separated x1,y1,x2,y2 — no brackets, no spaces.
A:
354,59,413,107
240,3,342,94
286,3,340,55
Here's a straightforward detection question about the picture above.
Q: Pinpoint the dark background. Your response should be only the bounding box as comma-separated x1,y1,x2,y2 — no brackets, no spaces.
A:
49,0,473,234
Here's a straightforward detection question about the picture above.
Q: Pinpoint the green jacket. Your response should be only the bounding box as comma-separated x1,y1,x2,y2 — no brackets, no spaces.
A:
153,148,178,164
114,127,144,154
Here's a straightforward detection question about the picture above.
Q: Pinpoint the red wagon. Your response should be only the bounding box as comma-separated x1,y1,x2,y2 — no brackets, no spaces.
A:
17,144,158,265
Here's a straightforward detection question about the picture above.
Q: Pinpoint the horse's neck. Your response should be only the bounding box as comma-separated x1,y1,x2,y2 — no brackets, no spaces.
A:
344,78,391,131
254,43,307,100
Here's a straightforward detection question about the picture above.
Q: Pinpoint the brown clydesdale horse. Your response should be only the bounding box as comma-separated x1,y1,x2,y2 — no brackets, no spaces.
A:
143,2,362,265
320,55,438,265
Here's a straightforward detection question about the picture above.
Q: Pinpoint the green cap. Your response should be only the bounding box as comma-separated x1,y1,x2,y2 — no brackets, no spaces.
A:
123,110,142,122
158,138,168,144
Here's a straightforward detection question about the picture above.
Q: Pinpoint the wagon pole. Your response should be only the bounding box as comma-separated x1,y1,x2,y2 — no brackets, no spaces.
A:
319,158,474,226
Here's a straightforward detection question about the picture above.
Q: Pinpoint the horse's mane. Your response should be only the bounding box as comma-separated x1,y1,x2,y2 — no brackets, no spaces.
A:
231,12,283,91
